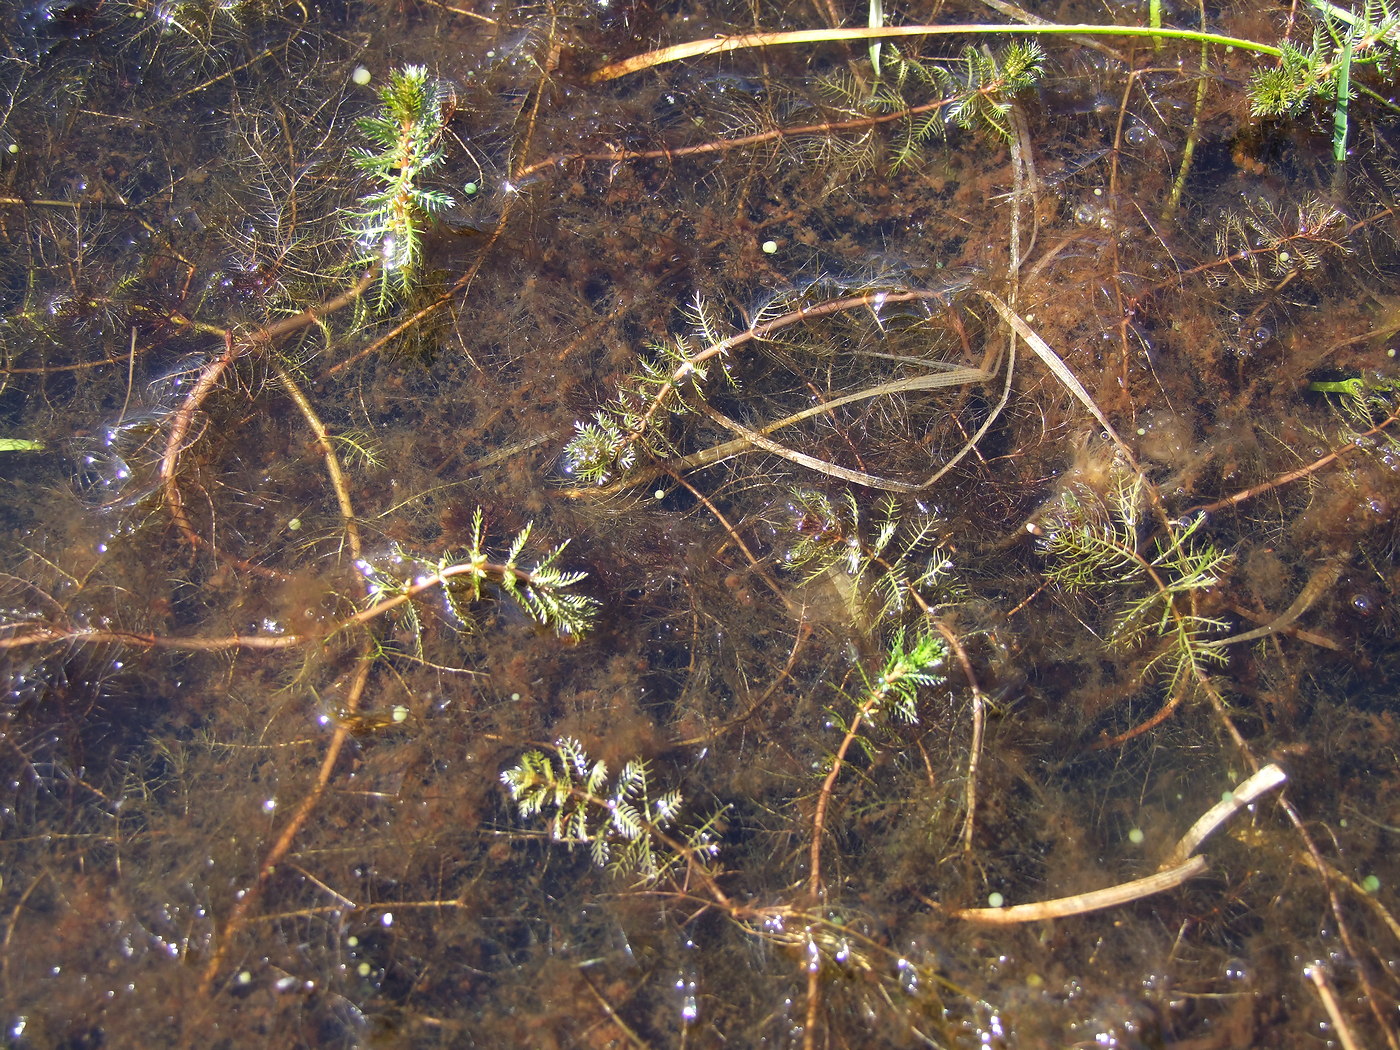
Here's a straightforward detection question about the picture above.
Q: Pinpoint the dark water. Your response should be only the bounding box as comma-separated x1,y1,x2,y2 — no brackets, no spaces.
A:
1,0,1398,1046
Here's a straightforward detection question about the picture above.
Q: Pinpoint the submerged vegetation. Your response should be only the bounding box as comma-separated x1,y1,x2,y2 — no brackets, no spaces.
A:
1038,472,1233,701
502,736,724,883
349,64,456,307
2,0,1400,1046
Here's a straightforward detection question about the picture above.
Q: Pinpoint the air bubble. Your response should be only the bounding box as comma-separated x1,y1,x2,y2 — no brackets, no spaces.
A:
71,412,168,512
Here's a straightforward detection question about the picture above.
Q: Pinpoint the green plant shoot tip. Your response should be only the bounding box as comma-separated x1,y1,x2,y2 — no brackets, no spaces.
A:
0,437,45,452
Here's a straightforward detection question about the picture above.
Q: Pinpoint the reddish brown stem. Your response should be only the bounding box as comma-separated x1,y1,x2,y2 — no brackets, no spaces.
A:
513,92,972,182
1188,409,1400,516
0,557,539,654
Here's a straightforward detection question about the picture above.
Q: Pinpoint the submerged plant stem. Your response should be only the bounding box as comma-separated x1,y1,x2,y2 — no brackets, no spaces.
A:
197,656,374,997
158,269,377,570
273,359,362,562
1189,408,1400,515
587,24,1283,82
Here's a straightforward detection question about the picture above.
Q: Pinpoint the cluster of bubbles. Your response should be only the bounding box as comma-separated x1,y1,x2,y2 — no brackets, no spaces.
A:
1225,313,1275,361
69,352,211,513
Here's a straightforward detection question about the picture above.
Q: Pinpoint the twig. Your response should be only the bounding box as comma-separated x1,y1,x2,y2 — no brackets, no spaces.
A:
951,855,1208,924
951,764,1286,924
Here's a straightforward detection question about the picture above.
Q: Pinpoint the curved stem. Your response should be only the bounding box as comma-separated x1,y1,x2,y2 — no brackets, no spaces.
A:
514,87,993,182
588,24,1282,82
158,269,377,570
273,360,362,563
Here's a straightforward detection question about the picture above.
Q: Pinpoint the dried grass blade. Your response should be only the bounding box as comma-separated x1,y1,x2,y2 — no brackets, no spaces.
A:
700,405,921,491
675,365,992,486
977,290,1136,464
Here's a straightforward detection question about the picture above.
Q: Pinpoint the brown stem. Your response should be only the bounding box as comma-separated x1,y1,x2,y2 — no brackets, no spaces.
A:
619,288,958,469
0,558,544,654
808,703,871,902
158,330,238,559
272,360,362,563
513,91,979,182
927,622,987,854
196,656,373,996
157,270,376,571
1188,409,1400,516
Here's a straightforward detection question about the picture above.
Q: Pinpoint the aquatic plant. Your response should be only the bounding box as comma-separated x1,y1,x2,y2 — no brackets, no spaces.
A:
349,64,456,306
2,3,1400,1048
1247,0,1400,162
502,737,722,884
357,509,599,647
562,279,989,492
823,41,1045,169
779,488,957,631
1039,473,1232,700
1209,196,1351,293
807,628,948,890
